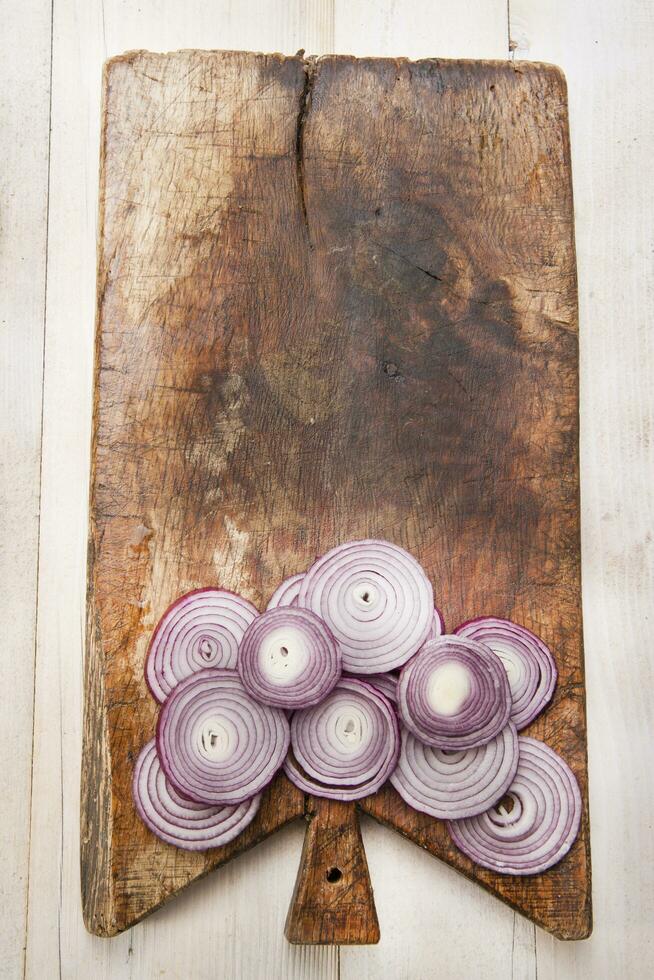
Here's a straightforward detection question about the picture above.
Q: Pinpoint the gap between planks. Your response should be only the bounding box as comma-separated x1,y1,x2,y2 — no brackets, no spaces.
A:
22,4,56,974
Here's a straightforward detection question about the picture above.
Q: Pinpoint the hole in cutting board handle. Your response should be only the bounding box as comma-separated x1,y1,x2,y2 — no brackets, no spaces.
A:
285,796,380,945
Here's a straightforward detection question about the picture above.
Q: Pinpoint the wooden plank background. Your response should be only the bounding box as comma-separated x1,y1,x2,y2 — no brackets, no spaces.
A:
1,0,651,977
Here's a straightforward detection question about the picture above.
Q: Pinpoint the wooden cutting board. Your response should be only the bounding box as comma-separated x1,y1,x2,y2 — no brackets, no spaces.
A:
82,50,591,943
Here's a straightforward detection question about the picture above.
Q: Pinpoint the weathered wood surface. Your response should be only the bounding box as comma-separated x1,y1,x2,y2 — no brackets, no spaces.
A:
0,3,51,977
83,49,590,942
285,797,380,944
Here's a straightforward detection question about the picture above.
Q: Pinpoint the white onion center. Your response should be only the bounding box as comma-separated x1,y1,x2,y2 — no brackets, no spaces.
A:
427,663,471,716
197,717,234,762
493,792,523,822
198,635,219,662
258,626,309,683
351,580,380,611
334,707,367,752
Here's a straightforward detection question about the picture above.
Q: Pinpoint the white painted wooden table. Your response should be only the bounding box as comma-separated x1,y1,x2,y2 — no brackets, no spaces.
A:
1,1,652,977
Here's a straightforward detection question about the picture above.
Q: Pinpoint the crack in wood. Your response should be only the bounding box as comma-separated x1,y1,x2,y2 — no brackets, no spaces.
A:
296,57,317,248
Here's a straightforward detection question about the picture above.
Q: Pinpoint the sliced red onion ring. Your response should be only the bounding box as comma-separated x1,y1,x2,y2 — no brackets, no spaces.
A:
297,539,434,673
157,668,290,805
146,588,259,703
428,607,446,639
266,573,304,610
345,672,398,703
133,739,261,850
455,617,557,730
284,678,400,800
398,636,511,749
398,607,445,671
390,723,519,819
238,607,341,709
447,737,582,874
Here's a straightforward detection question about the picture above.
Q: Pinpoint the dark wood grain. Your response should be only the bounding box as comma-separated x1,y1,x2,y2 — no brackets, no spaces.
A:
285,797,379,944
82,50,591,941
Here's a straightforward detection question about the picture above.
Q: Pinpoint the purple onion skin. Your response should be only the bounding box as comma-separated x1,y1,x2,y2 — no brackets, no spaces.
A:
429,607,446,638
455,616,557,730
390,722,519,820
237,606,342,709
447,736,582,875
283,752,398,802
266,573,304,610
132,739,261,851
344,671,398,704
285,678,400,801
398,636,512,750
156,668,290,806
145,587,259,703
297,539,435,674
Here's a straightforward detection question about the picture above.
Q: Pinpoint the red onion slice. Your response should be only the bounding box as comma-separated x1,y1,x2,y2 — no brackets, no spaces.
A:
447,737,582,874
390,723,519,819
133,740,261,850
455,617,557,730
157,668,290,805
297,539,434,673
238,607,342,709
345,672,398,703
266,573,304,610
398,636,511,749
428,607,446,639
146,588,259,703
284,678,400,800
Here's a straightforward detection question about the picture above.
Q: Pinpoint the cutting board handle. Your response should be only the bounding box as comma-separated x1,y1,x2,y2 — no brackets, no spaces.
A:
285,796,380,945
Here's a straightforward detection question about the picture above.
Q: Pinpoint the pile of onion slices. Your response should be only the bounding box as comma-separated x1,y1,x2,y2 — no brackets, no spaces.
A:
133,538,581,876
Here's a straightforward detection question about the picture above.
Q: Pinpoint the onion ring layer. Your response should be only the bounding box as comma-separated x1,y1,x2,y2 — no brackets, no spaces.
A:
390,723,519,819
266,573,304,610
455,617,557,730
447,736,582,875
284,678,399,800
398,636,511,749
133,739,261,850
146,588,259,703
238,607,341,709
157,668,289,805
298,539,434,673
